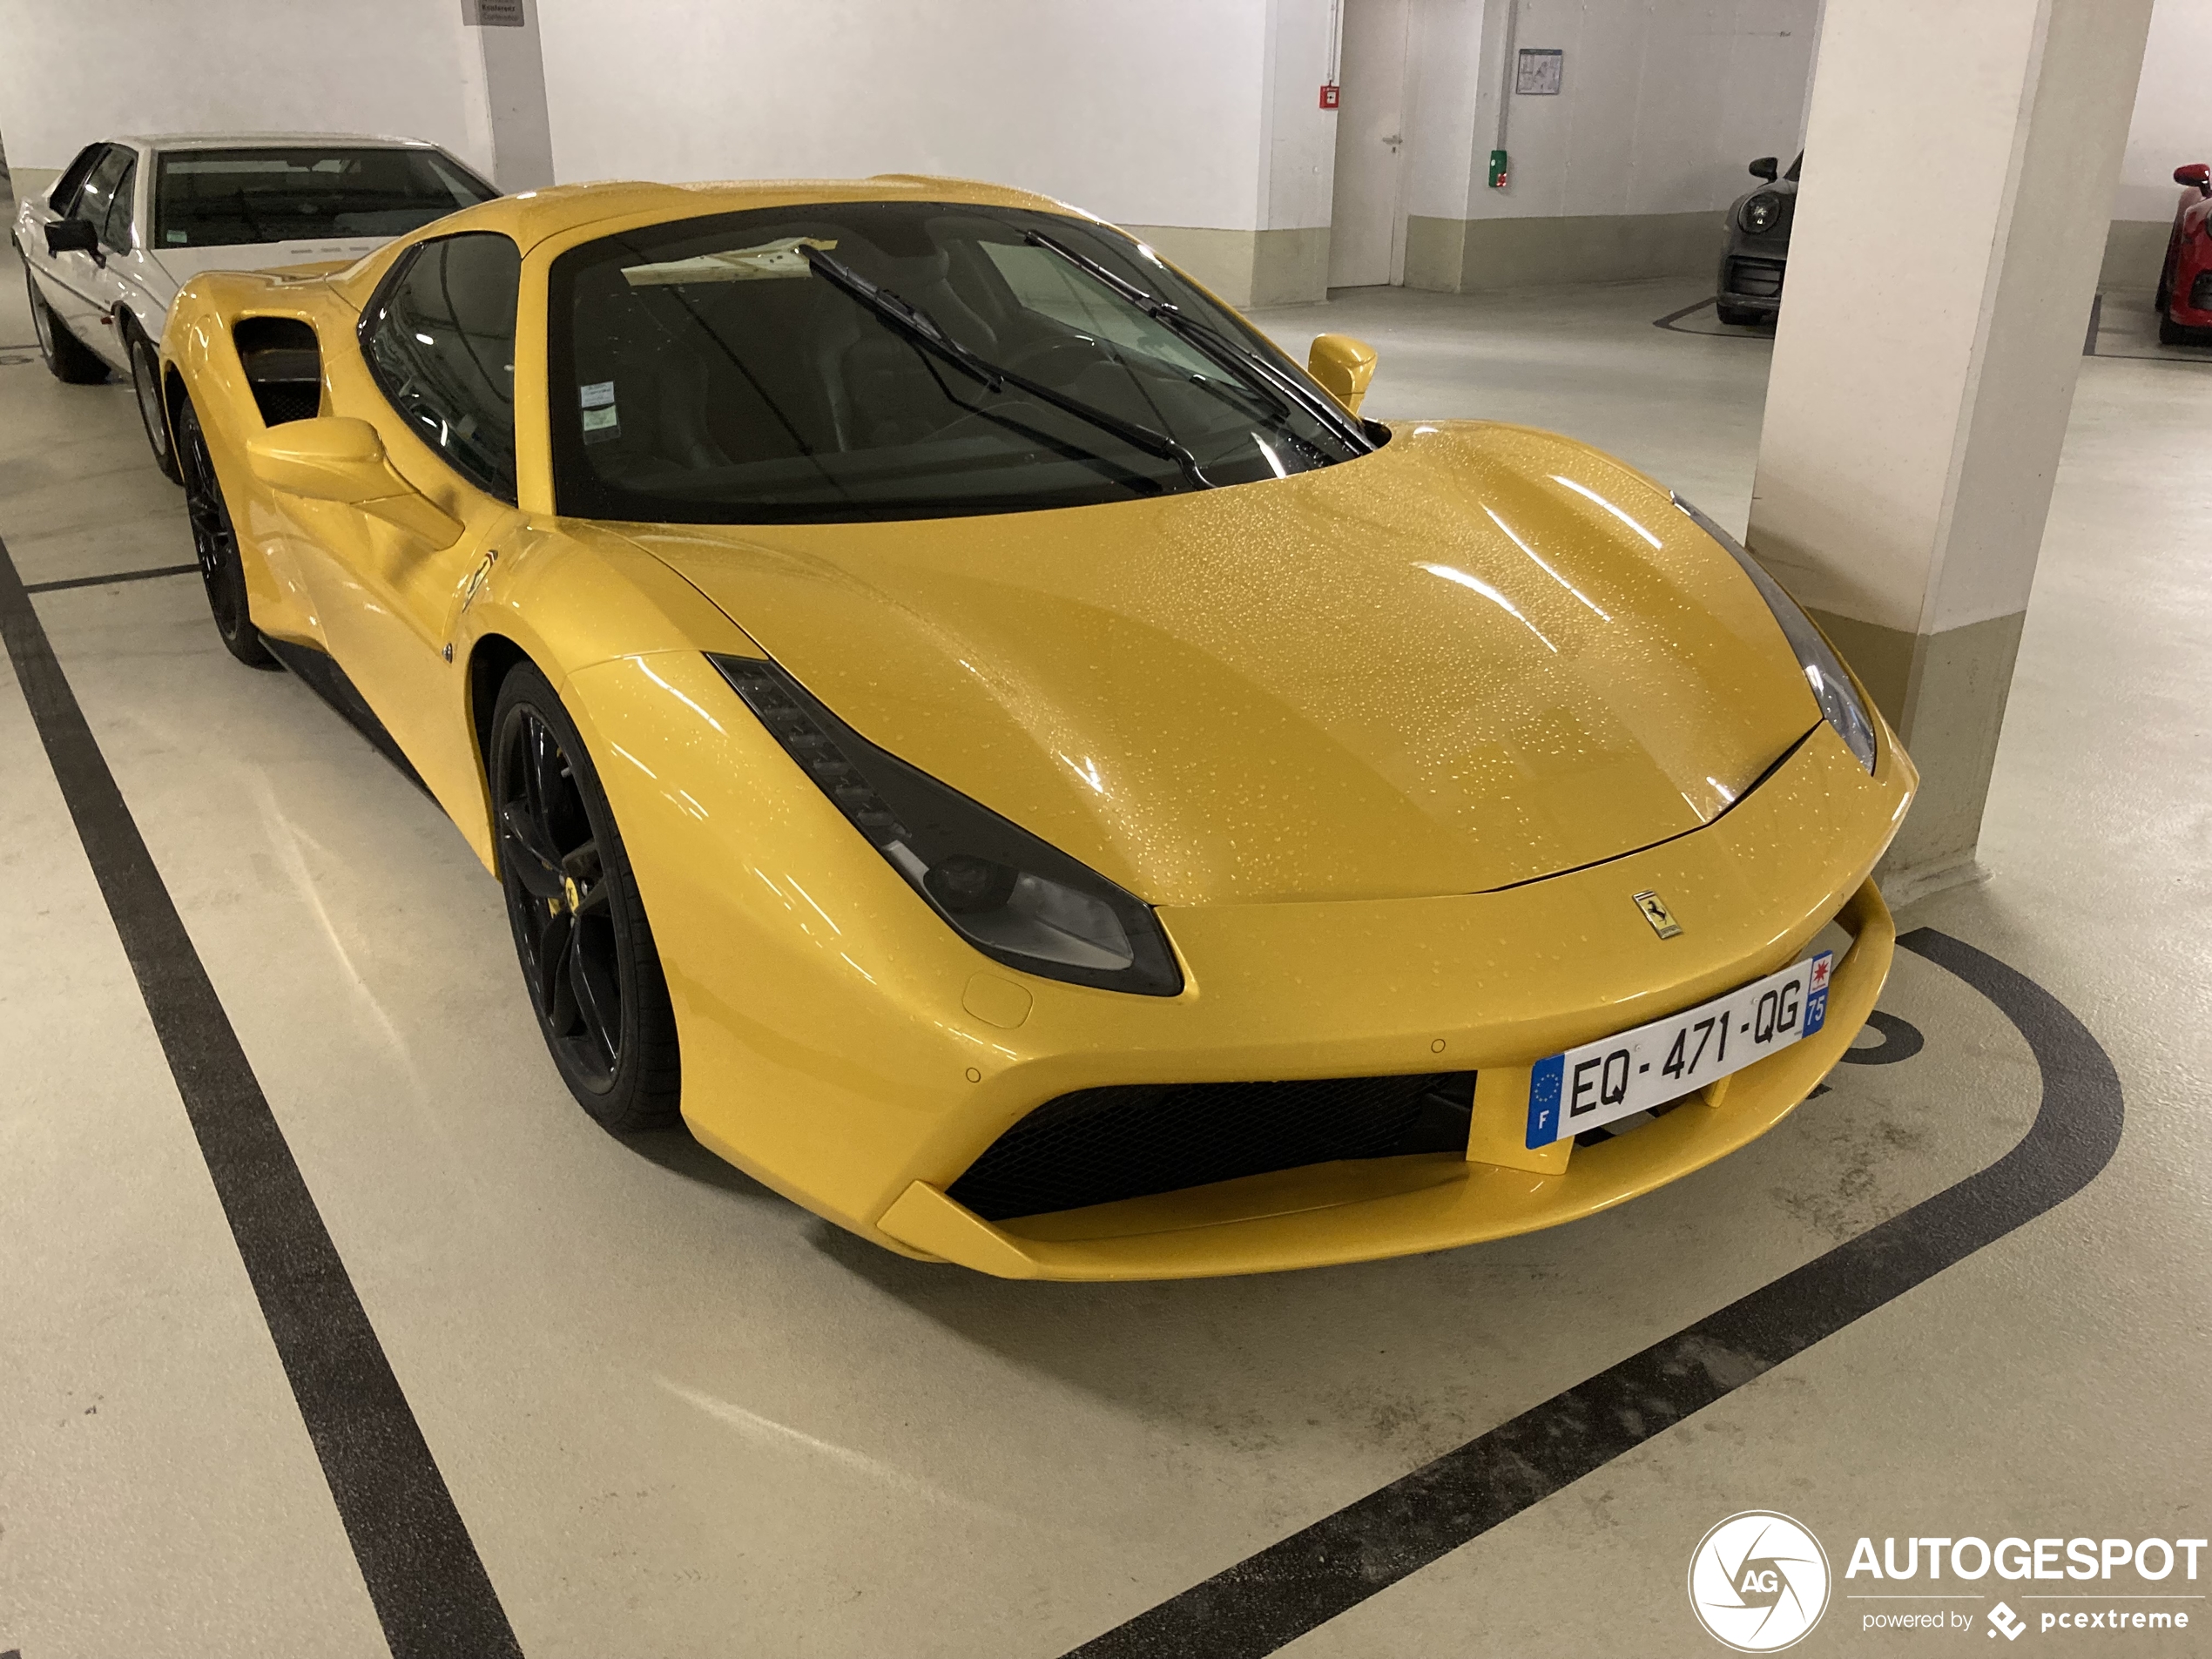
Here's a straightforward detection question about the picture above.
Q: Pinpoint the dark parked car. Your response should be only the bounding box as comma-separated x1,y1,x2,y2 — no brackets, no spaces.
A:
1716,152,1800,327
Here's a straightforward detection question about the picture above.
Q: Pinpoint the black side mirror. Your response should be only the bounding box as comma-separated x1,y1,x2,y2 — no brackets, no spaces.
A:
44,217,99,258
1749,157,1780,182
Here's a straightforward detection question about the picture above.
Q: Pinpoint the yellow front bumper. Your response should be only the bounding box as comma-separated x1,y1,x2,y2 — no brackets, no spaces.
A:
576,646,1913,1282
874,880,1892,1279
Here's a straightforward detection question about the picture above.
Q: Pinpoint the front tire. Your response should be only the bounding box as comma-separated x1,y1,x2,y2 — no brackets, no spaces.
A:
24,265,107,384
492,662,682,1133
128,326,182,483
1715,303,1766,327
173,395,277,667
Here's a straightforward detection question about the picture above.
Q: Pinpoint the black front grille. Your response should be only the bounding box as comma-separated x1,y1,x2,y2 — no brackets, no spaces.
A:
1726,257,1786,299
2190,271,2212,312
947,1072,1475,1222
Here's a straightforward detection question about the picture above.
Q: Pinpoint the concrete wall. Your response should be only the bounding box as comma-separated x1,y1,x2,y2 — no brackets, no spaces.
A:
0,0,2191,302
0,0,491,209
2114,0,2210,221
1250,0,1343,300
2101,0,2211,295
0,0,1336,303
1400,0,1821,293
533,0,1340,303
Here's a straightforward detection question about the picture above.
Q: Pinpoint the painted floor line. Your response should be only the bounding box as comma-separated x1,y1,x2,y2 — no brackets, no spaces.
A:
1059,929,2121,1659
23,561,199,595
0,530,524,1659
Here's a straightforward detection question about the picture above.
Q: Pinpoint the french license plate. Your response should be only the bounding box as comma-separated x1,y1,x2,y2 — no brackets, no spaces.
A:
1525,951,1833,1148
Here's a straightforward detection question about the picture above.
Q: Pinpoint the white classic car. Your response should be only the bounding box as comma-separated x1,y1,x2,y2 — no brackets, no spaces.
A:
12,132,496,478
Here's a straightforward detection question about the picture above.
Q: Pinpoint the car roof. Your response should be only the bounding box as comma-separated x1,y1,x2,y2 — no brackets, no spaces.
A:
113,132,453,152
411,173,1087,257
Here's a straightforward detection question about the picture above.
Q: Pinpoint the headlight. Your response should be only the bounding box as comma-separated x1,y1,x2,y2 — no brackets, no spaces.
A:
1741,192,1782,234
712,655,1184,995
1670,497,1878,774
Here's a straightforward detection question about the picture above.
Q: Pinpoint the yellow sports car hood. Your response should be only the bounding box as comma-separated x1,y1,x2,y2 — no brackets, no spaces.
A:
625,421,1819,907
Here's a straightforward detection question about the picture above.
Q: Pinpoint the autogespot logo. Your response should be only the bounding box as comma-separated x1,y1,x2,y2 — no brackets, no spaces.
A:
1689,1511,1833,1652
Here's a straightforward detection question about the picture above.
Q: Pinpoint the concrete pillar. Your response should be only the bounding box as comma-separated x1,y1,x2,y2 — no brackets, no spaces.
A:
1127,0,1338,306
1746,0,2153,900
460,0,556,192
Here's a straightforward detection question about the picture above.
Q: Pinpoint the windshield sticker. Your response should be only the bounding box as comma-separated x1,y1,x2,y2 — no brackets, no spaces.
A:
621,236,839,287
580,381,620,443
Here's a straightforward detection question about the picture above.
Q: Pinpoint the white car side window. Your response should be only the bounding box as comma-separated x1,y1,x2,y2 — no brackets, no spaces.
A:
72,147,132,235
47,144,108,217
98,158,138,254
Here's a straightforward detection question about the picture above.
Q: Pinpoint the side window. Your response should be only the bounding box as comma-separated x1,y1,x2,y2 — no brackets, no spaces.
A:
48,144,108,216
98,157,138,254
361,232,521,499
72,147,132,231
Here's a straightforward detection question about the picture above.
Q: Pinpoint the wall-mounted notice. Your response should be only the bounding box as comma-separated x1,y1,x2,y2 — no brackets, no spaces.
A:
1515,48,1563,95
462,0,526,25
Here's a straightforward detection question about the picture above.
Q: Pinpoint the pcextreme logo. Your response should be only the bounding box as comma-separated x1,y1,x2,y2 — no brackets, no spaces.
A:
1689,1511,1832,1652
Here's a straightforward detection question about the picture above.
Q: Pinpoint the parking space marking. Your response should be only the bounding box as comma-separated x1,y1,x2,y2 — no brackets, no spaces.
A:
1,522,2122,1659
1061,933,2121,1659
1651,295,1773,339
22,561,198,595
0,533,523,1659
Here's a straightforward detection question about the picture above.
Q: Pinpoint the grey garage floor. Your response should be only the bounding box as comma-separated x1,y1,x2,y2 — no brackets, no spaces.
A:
1,249,2205,1658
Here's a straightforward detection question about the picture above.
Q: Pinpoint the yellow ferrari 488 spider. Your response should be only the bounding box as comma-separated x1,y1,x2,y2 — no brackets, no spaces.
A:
159,176,1914,1279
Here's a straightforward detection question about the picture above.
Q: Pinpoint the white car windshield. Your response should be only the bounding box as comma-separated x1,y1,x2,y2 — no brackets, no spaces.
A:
153,147,496,249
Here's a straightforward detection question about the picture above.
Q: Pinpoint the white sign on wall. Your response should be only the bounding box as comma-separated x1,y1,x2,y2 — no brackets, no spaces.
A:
1515,48,1563,96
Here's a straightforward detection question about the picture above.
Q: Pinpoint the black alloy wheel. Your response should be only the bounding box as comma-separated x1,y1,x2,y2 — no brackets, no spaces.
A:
173,396,276,667
24,264,107,383
492,662,681,1132
129,325,182,482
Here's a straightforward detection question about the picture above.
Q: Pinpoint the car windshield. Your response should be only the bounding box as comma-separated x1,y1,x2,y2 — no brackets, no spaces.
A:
547,202,1373,524
153,147,497,249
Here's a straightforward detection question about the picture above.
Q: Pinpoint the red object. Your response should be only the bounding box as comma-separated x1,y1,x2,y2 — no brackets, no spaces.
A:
1319,84,1340,110
2155,162,2212,344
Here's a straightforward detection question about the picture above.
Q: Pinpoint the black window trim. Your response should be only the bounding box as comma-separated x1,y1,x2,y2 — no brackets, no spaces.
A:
356,228,523,505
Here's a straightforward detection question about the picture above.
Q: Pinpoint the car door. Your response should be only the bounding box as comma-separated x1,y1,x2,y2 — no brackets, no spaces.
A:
314,230,525,818
35,144,127,342
19,140,104,294
78,148,143,371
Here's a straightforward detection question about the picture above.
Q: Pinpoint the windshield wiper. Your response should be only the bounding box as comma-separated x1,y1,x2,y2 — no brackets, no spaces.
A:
1022,230,1373,454
801,246,1217,489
